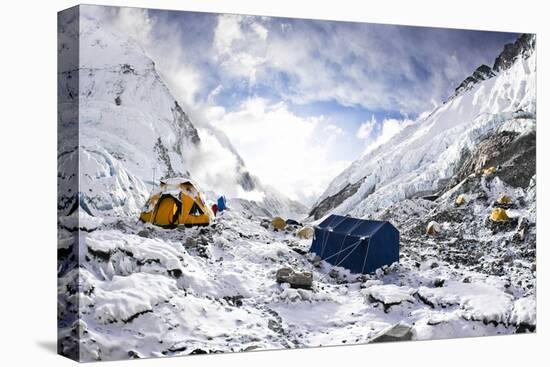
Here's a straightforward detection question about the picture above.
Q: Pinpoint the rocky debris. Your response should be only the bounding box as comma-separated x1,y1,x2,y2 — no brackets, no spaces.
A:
290,247,308,255
312,255,322,268
328,269,340,279
164,343,187,354
513,217,530,242
243,345,261,352
284,224,301,234
260,218,270,229
485,212,518,233
223,295,244,307
370,323,414,343
393,157,535,283
167,268,182,278
434,278,445,288
122,309,153,324
276,267,313,290
493,195,515,209
445,130,536,191
183,234,211,258
87,245,112,262
493,201,515,210
189,348,208,355
364,284,416,312
184,237,197,248
137,229,151,238
286,219,301,226
127,350,141,359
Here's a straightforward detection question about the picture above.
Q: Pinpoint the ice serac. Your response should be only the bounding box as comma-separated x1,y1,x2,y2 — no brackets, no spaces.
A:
310,34,536,220
57,7,305,219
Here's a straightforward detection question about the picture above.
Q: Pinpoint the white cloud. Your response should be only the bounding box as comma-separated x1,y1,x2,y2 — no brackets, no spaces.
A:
187,127,265,201
356,116,377,139
211,98,349,205
207,85,223,103
213,15,244,54
115,7,152,46
205,15,508,115
251,22,269,40
213,15,268,83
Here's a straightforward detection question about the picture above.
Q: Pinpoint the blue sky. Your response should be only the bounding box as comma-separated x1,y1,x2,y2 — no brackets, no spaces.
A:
101,6,518,204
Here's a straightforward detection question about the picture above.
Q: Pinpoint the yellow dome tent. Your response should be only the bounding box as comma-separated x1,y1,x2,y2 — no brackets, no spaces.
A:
490,208,509,222
455,194,466,206
497,195,512,204
272,217,286,230
483,166,497,175
296,226,315,239
139,178,212,227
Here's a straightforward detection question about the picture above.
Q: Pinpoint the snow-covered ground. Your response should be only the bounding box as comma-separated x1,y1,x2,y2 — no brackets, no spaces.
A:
58,195,535,361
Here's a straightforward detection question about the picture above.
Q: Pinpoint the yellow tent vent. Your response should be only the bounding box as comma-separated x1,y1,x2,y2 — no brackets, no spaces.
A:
272,217,286,230
497,195,512,204
483,166,497,175
455,194,466,206
490,208,509,222
296,226,315,239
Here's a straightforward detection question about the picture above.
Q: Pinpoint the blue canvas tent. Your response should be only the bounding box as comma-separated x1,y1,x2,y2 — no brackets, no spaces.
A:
309,214,399,274
217,196,227,212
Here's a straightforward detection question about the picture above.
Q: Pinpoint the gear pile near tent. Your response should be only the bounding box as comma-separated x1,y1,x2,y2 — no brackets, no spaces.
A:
217,196,227,212
309,214,400,274
139,178,212,227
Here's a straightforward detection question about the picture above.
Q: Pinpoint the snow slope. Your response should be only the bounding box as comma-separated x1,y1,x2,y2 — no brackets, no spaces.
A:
57,6,306,219
311,35,535,220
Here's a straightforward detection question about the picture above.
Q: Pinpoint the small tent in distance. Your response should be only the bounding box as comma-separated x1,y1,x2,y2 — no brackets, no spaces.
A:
309,214,400,274
140,178,212,227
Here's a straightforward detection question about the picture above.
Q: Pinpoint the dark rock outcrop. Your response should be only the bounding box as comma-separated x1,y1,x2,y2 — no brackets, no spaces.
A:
444,129,535,190
276,267,313,289
309,178,366,220
370,323,414,343
493,34,536,72
453,64,496,96
449,34,535,100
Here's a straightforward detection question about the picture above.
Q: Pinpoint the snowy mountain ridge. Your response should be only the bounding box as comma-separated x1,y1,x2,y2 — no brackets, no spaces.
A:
58,10,306,219
450,33,535,100
310,33,536,220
